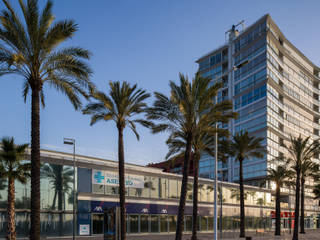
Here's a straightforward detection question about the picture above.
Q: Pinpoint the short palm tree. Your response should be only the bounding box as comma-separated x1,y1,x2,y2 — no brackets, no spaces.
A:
286,136,320,240
0,137,31,240
229,131,264,238
146,72,227,240
266,164,293,235
0,1,93,238
299,160,319,234
83,81,150,240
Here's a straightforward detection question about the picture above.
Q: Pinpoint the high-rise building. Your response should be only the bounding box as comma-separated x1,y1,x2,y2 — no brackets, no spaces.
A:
196,14,320,187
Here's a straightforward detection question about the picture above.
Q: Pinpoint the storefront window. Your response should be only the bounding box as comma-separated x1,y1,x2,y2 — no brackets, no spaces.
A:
150,177,160,198
185,216,192,231
168,180,178,199
208,217,213,230
140,215,149,232
129,215,139,233
201,216,208,231
150,215,159,232
92,214,103,234
160,215,168,232
168,215,177,232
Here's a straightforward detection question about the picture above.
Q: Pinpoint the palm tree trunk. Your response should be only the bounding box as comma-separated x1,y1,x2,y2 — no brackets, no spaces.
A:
118,126,126,240
58,182,63,235
30,90,41,240
51,190,57,210
191,154,200,240
175,133,192,240
300,177,305,234
239,158,245,238
7,177,16,240
275,184,281,236
292,169,300,240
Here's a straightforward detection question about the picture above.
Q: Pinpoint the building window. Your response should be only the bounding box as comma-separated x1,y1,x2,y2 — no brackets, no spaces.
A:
150,215,159,232
160,215,168,232
105,186,118,195
140,215,149,233
168,215,177,232
168,179,178,199
92,184,104,194
159,178,168,199
201,216,208,231
150,177,160,198
92,214,103,234
185,216,192,231
129,215,139,233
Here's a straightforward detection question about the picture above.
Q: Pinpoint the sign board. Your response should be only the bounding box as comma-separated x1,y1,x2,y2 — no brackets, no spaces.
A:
79,224,90,235
92,170,144,188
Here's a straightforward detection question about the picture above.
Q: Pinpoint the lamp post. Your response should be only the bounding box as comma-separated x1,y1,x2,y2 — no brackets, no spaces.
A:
64,138,76,240
212,59,249,240
214,101,218,240
289,185,291,234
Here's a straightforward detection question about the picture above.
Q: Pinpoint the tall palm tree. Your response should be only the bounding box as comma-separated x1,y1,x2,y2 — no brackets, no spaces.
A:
83,81,150,240
146,73,228,240
0,1,93,238
0,137,31,240
286,136,320,240
166,126,234,240
266,165,293,235
299,160,319,234
229,131,264,238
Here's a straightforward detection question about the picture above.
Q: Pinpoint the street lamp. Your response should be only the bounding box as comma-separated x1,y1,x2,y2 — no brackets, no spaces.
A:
63,138,76,240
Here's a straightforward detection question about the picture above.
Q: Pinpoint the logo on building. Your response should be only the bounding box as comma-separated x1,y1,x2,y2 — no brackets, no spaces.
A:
161,209,167,214
141,208,149,213
94,171,105,184
94,206,103,212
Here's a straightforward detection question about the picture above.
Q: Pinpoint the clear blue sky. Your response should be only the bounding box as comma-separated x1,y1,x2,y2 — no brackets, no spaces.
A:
1,0,320,165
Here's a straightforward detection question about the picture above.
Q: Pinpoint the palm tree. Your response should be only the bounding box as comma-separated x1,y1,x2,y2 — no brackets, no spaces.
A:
146,73,230,240
286,136,320,240
299,160,319,234
167,135,233,240
266,165,293,235
0,137,31,240
0,1,93,238
83,81,150,240
229,131,264,238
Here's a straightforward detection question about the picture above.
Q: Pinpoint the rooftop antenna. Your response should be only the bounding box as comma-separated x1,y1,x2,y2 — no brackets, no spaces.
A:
225,20,245,42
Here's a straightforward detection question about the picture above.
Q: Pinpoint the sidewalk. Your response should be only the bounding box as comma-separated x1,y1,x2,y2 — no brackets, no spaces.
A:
127,229,320,240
